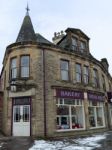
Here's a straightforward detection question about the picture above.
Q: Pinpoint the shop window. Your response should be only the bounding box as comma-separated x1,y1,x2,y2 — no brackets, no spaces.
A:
20,56,30,78
10,58,17,79
56,99,85,130
76,63,82,83
88,101,105,128
83,66,89,84
60,60,69,81
72,37,78,51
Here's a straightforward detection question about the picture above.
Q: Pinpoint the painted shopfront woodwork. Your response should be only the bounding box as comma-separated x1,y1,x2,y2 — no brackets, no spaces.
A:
56,89,85,131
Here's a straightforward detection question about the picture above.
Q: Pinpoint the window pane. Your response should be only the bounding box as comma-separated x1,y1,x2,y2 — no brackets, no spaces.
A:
88,107,96,127
14,106,20,122
76,64,81,82
21,56,29,67
102,75,106,90
61,60,68,70
80,41,86,49
76,73,81,82
72,38,77,46
11,58,16,68
11,58,17,79
57,106,70,130
21,67,29,77
21,56,30,77
23,106,30,122
93,69,99,87
84,66,89,84
61,70,69,80
71,106,83,129
76,64,81,73
96,107,103,126
60,60,69,80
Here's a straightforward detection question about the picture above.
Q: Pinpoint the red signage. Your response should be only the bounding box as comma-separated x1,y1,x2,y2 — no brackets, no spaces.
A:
56,89,84,99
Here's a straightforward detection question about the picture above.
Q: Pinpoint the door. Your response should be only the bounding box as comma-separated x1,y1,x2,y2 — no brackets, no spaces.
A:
13,105,30,136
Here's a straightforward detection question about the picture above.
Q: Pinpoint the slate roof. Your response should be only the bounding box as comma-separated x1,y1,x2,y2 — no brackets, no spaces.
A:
16,14,36,42
65,28,90,40
36,33,52,44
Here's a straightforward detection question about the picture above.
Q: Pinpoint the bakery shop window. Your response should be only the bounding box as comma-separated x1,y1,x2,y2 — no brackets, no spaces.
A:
56,99,85,130
88,101,105,128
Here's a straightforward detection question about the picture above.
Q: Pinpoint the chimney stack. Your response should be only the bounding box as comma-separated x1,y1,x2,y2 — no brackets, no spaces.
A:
52,30,65,44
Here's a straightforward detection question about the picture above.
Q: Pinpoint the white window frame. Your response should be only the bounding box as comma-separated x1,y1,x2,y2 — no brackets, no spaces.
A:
60,60,69,81
83,66,89,84
88,101,105,129
102,75,106,91
56,98,85,131
10,58,17,79
93,69,99,88
76,63,82,83
20,56,30,78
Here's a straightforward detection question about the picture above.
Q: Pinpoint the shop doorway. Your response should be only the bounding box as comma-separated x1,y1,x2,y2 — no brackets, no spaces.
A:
12,97,31,136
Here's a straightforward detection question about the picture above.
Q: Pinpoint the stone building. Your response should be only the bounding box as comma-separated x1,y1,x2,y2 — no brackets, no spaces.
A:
0,8,112,137
0,76,3,130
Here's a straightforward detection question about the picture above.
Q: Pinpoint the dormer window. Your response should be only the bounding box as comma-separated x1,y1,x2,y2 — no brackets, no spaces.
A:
80,41,86,53
72,37,78,51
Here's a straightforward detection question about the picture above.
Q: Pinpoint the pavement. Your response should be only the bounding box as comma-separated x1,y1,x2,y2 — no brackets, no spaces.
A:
0,136,33,150
0,131,112,150
94,131,112,150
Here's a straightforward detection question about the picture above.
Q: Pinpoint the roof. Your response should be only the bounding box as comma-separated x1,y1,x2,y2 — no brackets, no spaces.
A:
36,33,52,44
16,14,36,42
65,28,90,40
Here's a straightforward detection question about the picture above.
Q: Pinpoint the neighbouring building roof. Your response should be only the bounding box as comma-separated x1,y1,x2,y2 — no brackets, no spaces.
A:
16,12,36,42
36,33,52,44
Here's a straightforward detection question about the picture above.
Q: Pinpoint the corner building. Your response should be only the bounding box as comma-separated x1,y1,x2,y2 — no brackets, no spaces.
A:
1,10,112,137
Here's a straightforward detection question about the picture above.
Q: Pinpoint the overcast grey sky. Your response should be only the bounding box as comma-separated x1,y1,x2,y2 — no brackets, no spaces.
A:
0,0,112,74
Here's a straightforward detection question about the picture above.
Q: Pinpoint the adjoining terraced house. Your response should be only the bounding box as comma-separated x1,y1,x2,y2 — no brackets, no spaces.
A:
0,8,112,137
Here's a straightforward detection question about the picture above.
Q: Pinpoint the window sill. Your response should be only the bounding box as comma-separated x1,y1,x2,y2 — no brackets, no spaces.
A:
89,126,105,129
56,128,85,132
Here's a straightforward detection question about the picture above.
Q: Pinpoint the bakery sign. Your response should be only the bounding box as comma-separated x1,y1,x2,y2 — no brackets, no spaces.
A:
56,89,84,99
87,92,105,101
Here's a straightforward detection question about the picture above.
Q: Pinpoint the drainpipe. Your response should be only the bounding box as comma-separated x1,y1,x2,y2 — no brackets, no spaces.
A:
42,49,47,137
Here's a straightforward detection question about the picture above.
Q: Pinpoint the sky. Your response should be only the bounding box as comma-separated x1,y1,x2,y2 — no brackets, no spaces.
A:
0,0,112,74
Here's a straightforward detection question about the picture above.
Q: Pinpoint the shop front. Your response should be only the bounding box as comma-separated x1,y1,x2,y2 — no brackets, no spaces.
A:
55,89,85,131
87,92,105,129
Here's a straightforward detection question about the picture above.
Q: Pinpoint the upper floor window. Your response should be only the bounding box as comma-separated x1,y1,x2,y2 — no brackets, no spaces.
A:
83,66,89,84
76,63,82,83
102,75,106,91
10,58,17,79
20,56,30,78
80,41,86,53
60,60,69,81
93,69,99,88
109,82,111,91
72,37,78,51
